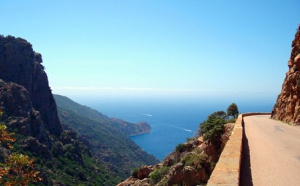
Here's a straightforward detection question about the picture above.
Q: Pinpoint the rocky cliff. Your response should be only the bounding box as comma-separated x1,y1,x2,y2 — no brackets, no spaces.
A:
0,80,52,157
0,35,63,155
272,25,300,125
0,35,62,135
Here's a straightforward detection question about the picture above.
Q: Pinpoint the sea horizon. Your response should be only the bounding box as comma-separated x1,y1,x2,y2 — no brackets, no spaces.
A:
77,96,275,161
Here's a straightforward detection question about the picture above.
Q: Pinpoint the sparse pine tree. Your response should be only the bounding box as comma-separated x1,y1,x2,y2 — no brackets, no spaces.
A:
227,103,239,119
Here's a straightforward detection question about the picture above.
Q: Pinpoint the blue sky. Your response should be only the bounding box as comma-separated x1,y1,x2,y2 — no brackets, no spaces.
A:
1,1,300,102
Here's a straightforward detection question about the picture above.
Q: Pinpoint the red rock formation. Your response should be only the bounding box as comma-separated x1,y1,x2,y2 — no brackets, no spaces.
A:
272,25,300,125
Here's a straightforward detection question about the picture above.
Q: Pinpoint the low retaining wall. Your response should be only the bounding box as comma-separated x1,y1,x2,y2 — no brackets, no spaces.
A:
207,112,271,186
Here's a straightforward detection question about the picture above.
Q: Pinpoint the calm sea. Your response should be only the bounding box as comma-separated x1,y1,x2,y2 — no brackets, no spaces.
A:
81,98,274,161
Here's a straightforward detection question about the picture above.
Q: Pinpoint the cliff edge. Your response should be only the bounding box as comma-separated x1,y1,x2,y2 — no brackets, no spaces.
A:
0,35,62,135
272,25,300,125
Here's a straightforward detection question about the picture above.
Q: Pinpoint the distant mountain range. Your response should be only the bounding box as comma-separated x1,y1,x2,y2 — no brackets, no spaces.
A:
54,94,152,136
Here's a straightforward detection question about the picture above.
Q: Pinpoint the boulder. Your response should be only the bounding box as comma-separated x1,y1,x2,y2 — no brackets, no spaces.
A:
137,166,153,179
198,136,204,146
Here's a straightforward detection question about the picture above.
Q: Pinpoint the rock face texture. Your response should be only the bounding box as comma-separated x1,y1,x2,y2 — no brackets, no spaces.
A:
272,25,300,125
0,80,51,149
0,35,62,135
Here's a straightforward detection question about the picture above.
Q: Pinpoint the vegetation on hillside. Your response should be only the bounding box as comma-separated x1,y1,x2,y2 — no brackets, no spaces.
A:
199,103,239,149
54,95,151,136
0,114,42,186
55,95,159,180
0,109,120,186
199,111,227,149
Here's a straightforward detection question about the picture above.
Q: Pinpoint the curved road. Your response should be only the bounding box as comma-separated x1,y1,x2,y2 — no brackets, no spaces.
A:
241,115,300,186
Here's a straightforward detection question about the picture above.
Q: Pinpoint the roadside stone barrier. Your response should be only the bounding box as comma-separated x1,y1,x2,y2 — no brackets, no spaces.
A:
207,113,271,185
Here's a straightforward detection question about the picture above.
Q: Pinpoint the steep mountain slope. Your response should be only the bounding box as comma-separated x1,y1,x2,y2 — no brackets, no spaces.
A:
54,94,151,136
55,95,159,178
0,35,121,185
272,25,300,125
0,35,157,185
0,80,120,185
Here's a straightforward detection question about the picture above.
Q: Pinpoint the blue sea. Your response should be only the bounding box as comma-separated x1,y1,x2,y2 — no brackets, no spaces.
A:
80,97,274,161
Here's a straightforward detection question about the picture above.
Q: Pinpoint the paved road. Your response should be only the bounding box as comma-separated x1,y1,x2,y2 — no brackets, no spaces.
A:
241,115,300,186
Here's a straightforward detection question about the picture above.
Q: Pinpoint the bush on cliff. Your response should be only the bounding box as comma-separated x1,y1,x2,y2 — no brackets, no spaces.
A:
131,168,139,178
175,143,186,153
199,103,239,148
182,153,209,169
199,111,227,143
149,166,170,185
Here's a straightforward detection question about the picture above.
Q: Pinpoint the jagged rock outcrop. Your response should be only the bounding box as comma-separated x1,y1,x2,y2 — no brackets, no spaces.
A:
272,25,300,125
0,80,51,157
0,35,62,135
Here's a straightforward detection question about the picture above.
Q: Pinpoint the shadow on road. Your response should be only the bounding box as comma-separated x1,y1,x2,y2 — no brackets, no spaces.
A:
240,122,253,186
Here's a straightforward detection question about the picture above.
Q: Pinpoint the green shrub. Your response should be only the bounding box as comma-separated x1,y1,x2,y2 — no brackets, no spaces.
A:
195,148,202,154
150,166,169,185
199,112,226,142
182,153,209,169
175,143,186,153
131,168,139,178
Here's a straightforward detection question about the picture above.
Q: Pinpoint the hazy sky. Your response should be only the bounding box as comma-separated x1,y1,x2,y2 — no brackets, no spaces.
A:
1,1,300,102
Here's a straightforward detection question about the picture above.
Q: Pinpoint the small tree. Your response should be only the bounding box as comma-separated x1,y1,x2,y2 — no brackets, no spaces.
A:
0,113,42,185
199,111,227,147
227,103,239,119
1,153,42,185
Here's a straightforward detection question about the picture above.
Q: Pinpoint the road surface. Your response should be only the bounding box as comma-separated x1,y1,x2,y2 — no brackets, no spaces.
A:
241,115,300,186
